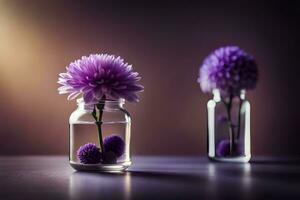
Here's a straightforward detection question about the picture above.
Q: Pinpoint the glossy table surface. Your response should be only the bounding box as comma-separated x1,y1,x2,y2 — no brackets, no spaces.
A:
0,156,299,200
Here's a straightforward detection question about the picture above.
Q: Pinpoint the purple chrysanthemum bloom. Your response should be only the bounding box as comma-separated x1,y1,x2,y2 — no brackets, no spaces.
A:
198,46,258,95
58,54,144,104
104,135,125,158
77,143,102,164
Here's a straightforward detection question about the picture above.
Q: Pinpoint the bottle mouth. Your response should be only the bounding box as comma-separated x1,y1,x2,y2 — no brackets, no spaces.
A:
76,98,125,105
212,89,246,101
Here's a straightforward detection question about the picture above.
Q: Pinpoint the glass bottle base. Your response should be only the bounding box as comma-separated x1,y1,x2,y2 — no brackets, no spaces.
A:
209,155,251,163
70,161,131,172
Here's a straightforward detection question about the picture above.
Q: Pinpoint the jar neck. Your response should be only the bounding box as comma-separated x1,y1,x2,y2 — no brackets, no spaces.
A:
77,98,125,110
212,89,246,102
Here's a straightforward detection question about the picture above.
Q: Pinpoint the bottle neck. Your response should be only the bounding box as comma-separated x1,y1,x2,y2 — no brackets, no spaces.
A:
212,89,246,102
77,98,125,110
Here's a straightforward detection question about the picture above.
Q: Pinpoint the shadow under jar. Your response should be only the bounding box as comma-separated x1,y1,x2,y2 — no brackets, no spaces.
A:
69,98,131,171
207,89,251,163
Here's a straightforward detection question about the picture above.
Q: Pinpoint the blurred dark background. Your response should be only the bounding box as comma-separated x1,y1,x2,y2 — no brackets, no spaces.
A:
0,0,298,156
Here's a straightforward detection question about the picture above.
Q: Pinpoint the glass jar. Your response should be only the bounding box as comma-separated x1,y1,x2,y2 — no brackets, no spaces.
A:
69,98,131,171
207,89,251,162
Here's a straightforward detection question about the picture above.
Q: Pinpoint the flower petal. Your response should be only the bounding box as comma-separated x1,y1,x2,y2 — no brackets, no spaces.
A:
67,92,81,100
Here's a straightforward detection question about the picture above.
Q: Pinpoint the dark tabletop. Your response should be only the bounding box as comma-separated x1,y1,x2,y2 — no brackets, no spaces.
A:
0,156,299,200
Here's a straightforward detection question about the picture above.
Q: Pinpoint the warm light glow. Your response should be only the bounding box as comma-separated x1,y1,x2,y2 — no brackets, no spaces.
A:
0,3,57,103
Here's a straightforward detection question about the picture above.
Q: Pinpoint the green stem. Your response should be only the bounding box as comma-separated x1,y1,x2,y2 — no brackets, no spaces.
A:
222,95,235,155
92,102,105,152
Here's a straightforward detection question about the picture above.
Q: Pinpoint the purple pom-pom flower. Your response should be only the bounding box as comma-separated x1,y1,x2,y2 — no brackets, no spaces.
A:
217,115,228,124
58,54,144,104
216,139,242,157
102,151,118,164
216,140,231,157
77,143,102,164
198,46,258,96
104,135,125,158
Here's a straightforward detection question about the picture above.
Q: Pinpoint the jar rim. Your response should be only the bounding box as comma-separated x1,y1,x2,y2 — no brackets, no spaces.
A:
76,98,125,105
212,89,246,101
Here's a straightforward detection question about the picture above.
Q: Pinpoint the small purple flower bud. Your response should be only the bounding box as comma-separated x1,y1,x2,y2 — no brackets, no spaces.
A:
104,135,125,158
102,151,117,164
216,140,231,157
77,143,102,164
217,115,228,124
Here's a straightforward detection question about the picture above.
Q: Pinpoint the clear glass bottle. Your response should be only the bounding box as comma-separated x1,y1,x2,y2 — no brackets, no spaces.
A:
207,89,251,162
69,98,131,171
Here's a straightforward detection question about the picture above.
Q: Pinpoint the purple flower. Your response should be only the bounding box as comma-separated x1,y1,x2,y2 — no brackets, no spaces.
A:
198,46,258,95
58,54,144,104
102,151,117,164
217,115,228,124
104,135,125,158
77,143,102,164
216,139,242,157
216,140,231,157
